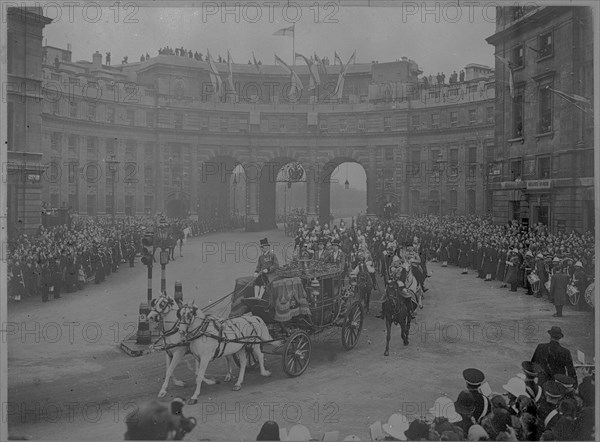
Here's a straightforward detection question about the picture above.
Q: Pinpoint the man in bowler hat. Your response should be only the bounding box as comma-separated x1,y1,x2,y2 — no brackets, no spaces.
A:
531,326,576,381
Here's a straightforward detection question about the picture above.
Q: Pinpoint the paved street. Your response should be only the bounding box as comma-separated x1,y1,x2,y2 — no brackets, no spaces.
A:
7,228,595,440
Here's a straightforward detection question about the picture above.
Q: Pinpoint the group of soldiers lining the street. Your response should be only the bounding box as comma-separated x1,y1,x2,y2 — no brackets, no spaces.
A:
7,214,229,303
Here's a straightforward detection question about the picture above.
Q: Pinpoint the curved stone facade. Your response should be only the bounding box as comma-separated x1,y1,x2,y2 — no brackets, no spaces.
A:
35,47,494,229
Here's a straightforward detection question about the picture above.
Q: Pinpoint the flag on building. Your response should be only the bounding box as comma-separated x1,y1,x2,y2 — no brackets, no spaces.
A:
273,25,294,36
295,52,320,90
227,50,236,99
494,54,514,99
334,50,355,100
547,87,593,117
207,49,223,96
252,52,262,74
275,53,303,99
334,51,343,66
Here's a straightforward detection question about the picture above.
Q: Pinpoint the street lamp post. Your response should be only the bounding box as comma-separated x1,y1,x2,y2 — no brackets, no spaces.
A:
436,153,445,217
106,154,120,221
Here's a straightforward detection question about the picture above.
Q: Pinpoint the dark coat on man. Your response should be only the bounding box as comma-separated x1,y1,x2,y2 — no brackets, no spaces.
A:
532,340,576,380
550,271,569,306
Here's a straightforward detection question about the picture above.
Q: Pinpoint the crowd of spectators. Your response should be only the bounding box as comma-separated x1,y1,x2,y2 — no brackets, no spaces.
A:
6,214,233,303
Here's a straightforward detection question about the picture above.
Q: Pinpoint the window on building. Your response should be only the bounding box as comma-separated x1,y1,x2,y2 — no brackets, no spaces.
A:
125,140,137,162
411,190,420,213
450,111,458,126
467,85,478,95
106,138,116,157
68,163,77,184
468,147,477,179
385,147,394,161
69,101,78,118
320,119,328,132
107,107,115,123
539,84,552,133
144,142,154,160
340,119,347,132
512,93,524,138
106,194,114,214
146,111,155,127
50,193,59,208
144,195,154,214
449,189,458,209
411,150,420,177
468,109,477,124
87,137,97,158
52,100,60,115
126,109,135,126
200,116,209,131
538,31,553,58
174,112,184,129
511,159,523,181
68,135,78,157
68,193,78,211
431,113,439,127
512,44,524,67
279,119,286,132
87,195,97,215
125,195,135,216
486,106,494,122
449,148,458,165
468,189,476,213
51,73,61,81
358,118,365,131
538,156,551,179
383,116,392,131
144,165,154,187
411,115,420,129
88,102,96,120
50,132,60,152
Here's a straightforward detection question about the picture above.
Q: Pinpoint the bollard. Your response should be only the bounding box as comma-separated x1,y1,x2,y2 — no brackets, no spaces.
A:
174,281,183,304
136,302,151,345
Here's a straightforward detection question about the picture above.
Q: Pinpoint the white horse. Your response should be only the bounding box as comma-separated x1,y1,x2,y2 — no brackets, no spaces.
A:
404,263,424,310
177,302,272,405
147,293,225,399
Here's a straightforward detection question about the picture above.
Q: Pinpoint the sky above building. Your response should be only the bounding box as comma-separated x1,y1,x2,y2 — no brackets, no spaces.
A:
42,2,497,191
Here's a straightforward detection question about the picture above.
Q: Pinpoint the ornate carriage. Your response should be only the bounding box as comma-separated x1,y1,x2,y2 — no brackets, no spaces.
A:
229,258,364,377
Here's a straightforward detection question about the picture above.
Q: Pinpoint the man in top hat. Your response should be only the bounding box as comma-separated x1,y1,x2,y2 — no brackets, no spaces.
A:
313,239,327,261
253,238,279,299
521,361,545,404
537,380,567,429
531,326,576,380
326,238,346,272
463,368,491,423
549,263,569,317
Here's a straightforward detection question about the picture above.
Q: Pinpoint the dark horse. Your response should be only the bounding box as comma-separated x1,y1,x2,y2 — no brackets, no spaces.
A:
383,283,412,356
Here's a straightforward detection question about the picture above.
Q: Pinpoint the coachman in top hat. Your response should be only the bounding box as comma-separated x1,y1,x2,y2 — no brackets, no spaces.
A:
253,238,279,299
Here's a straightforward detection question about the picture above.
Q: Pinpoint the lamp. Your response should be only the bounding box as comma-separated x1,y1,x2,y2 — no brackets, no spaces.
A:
344,163,350,189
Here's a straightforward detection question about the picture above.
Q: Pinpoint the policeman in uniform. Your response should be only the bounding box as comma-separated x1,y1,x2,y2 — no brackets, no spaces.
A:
253,238,279,299
521,361,544,404
462,368,491,423
537,380,566,430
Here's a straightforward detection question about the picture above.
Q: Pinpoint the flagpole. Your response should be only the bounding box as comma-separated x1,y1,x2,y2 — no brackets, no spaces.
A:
292,22,295,66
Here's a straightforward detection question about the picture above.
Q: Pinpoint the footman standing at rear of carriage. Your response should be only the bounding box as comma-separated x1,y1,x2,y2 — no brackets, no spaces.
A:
254,238,279,299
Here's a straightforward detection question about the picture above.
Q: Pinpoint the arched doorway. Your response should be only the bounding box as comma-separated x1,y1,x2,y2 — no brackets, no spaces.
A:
319,159,368,226
258,158,306,230
228,164,247,229
197,155,242,223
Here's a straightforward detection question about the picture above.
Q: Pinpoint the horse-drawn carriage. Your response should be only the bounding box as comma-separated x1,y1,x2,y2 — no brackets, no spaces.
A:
229,258,364,377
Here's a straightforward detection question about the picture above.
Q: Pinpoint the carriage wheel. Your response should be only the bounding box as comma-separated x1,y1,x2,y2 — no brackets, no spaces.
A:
568,290,580,306
282,331,311,377
584,283,594,309
232,346,260,371
341,301,364,350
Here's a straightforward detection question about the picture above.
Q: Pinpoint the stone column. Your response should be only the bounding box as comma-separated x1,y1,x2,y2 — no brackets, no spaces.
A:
245,145,260,229
306,143,318,222
366,146,377,216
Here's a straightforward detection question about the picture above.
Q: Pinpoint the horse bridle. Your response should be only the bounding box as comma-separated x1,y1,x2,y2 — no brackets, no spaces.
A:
176,304,199,335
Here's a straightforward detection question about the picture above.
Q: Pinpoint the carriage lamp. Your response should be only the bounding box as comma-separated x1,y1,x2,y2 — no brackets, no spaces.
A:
310,278,320,307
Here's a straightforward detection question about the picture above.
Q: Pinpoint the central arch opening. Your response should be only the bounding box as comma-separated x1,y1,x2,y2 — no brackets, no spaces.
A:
319,159,367,226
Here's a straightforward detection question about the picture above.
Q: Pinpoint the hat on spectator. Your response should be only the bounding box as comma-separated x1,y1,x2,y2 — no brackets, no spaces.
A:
428,397,461,423
542,381,567,399
257,421,280,441
404,419,430,441
502,377,527,398
521,361,543,378
287,424,311,441
554,374,576,390
536,253,544,259
454,391,475,415
575,261,583,268
382,414,409,441
547,326,564,339
463,368,485,387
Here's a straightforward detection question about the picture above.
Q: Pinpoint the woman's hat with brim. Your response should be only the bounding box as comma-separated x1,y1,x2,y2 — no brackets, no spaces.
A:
286,424,311,441
428,397,461,423
453,391,475,415
382,414,409,441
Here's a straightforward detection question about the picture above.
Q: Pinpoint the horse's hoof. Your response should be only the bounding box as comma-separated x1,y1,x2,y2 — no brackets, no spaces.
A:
384,351,389,356
158,391,167,398
419,305,423,309
403,340,409,346
232,384,242,391
261,371,272,377
187,398,198,405
173,380,186,387
224,375,232,382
